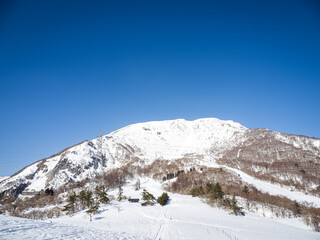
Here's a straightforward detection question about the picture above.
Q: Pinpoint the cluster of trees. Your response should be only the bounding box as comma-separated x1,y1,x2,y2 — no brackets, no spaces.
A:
187,179,319,231
63,184,171,222
190,182,244,216
141,189,169,206
63,185,109,221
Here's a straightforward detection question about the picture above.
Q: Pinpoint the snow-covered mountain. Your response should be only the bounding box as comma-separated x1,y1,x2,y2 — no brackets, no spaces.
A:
1,118,319,204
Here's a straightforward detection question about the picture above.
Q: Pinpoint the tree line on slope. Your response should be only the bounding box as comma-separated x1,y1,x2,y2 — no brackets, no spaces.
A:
166,171,320,231
190,182,244,216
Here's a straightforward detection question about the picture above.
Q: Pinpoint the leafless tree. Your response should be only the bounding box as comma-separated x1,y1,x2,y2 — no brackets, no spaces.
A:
135,179,140,191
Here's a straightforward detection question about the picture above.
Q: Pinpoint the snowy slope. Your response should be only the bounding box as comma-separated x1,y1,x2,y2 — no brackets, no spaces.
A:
1,118,319,208
1,179,319,240
0,118,247,193
109,118,247,161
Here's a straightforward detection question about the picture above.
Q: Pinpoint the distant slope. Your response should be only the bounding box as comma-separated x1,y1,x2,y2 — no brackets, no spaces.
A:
218,128,320,195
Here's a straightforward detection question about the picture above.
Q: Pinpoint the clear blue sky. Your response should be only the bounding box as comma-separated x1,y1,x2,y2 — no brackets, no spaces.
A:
0,0,320,176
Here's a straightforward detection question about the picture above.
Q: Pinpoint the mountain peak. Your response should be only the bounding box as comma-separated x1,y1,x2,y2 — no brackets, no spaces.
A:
1,117,319,204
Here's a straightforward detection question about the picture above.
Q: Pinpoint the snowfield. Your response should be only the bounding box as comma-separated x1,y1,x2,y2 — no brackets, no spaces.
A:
1,179,319,240
0,215,143,240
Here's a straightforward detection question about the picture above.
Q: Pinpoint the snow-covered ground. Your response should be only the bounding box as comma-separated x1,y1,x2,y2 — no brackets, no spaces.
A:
1,179,318,240
0,215,143,240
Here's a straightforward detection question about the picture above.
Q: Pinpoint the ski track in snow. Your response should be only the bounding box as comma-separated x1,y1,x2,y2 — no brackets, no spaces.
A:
130,203,241,240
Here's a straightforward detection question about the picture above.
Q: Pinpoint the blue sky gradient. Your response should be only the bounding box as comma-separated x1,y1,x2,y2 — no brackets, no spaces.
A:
0,0,320,176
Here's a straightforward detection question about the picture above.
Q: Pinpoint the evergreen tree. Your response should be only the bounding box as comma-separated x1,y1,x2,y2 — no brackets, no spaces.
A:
190,186,205,197
142,189,148,199
83,190,94,209
142,189,155,201
206,183,214,193
213,182,224,200
231,194,244,216
157,192,169,206
117,185,123,201
86,201,100,222
94,186,109,204
78,190,87,209
190,188,198,197
80,189,100,221
63,192,77,215
242,185,249,195
199,186,205,195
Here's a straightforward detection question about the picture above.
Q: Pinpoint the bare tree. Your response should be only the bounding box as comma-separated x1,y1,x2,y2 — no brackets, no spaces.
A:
135,179,140,191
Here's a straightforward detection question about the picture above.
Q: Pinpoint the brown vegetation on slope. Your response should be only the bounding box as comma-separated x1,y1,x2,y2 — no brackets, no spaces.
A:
218,129,320,196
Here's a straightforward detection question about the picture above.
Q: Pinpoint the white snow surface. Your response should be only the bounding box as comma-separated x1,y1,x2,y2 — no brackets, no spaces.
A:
109,118,247,161
0,215,142,240
1,179,319,240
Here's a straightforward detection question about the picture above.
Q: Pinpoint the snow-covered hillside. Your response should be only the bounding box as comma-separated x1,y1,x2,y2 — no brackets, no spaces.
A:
109,118,247,161
1,179,319,240
0,118,319,208
0,118,247,193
